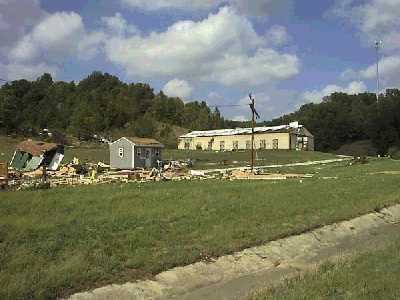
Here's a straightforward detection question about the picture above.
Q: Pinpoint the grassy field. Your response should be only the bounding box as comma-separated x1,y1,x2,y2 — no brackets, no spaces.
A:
162,149,338,169
1,158,400,299
0,135,338,169
251,237,400,300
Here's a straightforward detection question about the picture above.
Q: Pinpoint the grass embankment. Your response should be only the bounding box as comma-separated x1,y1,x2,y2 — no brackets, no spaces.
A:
1,159,400,299
0,135,338,168
251,237,400,300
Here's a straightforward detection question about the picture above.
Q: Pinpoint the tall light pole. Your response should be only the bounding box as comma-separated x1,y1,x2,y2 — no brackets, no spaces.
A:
375,40,383,102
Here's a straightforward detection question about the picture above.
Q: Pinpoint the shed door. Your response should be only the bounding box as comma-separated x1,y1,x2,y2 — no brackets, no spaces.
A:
145,148,151,168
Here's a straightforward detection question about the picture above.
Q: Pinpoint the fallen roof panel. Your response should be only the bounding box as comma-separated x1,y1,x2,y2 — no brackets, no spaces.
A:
16,140,60,156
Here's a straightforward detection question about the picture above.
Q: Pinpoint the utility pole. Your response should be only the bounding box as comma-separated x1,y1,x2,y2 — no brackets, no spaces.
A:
375,40,383,102
249,93,259,173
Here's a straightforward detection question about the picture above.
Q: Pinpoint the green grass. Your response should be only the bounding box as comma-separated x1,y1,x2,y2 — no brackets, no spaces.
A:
251,237,400,300
0,136,338,168
0,136,22,162
63,144,109,164
162,149,338,169
1,159,400,299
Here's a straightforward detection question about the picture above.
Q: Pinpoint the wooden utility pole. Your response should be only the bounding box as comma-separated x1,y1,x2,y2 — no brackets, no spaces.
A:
249,94,257,173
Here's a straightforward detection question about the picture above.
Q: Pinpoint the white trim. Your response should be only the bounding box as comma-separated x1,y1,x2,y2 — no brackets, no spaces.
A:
110,137,164,148
110,137,133,145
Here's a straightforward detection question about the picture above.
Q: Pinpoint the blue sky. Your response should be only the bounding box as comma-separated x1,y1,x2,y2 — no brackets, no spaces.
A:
1,0,400,121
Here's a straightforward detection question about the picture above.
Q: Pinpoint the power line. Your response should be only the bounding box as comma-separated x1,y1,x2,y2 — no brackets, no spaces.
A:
208,104,246,108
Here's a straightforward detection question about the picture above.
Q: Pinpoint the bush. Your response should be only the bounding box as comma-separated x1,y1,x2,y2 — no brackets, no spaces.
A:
336,140,377,157
388,146,400,160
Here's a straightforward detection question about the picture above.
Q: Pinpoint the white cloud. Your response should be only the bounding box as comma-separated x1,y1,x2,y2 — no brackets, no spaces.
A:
102,13,139,36
206,49,299,86
121,0,293,16
238,92,274,115
77,31,107,61
122,0,221,11
104,7,299,87
9,12,86,63
360,55,400,86
265,25,291,46
207,91,225,106
0,61,58,81
340,68,359,81
230,0,293,17
331,0,400,52
301,81,368,104
0,0,46,52
3,10,105,80
331,1,400,89
163,79,193,99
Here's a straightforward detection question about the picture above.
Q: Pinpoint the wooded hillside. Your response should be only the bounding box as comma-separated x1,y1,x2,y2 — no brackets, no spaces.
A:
0,72,226,146
266,90,400,155
1,72,400,154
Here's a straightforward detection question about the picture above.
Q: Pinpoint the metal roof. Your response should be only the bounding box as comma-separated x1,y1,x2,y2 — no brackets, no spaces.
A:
179,124,303,138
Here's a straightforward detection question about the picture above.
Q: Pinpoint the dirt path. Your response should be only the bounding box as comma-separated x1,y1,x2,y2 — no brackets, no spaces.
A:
67,204,400,300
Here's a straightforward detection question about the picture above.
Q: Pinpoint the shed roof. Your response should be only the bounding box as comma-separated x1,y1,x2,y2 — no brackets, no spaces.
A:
179,124,306,138
15,140,60,156
117,137,164,147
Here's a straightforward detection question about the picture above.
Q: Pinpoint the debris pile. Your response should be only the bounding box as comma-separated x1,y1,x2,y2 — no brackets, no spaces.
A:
4,146,317,191
228,169,313,181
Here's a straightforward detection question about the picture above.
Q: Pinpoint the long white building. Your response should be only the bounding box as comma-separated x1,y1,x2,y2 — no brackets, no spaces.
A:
178,122,314,151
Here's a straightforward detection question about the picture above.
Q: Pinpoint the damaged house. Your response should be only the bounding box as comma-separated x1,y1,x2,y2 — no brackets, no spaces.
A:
10,140,64,171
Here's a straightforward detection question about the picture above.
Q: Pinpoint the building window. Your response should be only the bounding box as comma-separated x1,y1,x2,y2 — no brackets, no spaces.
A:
137,148,141,156
208,141,213,151
155,149,160,157
232,141,239,150
220,141,225,151
118,147,124,158
196,143,202,150
246,140,251,150
273,139,279,150
260,140,266,150
185,142,190,150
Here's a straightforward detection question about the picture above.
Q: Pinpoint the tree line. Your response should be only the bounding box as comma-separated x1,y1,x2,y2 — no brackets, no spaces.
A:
265,89,400,155
1,71,399,154
0,72,226,147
